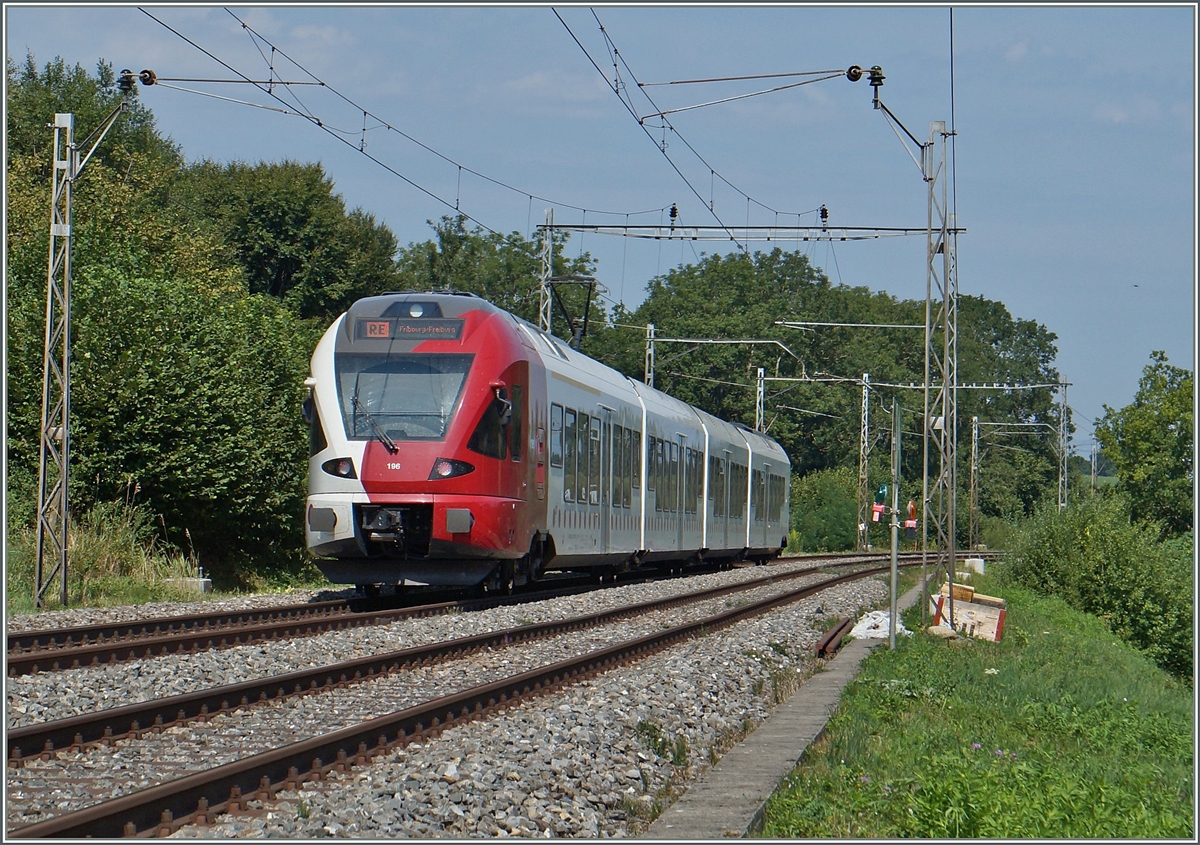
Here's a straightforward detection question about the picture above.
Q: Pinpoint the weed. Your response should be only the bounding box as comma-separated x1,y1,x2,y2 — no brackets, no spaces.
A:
671,733,690,768
635,720,671,759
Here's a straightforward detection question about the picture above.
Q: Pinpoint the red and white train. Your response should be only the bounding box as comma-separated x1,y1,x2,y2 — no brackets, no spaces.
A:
304,291,790,592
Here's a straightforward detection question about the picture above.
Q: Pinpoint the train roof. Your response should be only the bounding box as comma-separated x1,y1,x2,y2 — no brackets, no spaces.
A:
341,292,789,464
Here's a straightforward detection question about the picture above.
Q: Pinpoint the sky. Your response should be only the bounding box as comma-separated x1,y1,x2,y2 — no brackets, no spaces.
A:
4,3,1196,454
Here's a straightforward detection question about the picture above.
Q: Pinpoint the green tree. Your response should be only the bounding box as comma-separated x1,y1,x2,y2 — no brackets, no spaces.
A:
394,214,600,340
790,466,857,552
170,159,402,320
6,57,321,585
6,53,180,172
599,248,1066,530
1095,351,1193,535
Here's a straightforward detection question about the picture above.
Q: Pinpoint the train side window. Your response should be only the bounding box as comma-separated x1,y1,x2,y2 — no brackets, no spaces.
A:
667,441,676,513
660,440,669,510
624,427,633,507
774,474,786,521
730,462,746,516
632,430,641,491
509,385,523,462
608,424,618,507
550,403,563,467
588,418,601,505
577,413,590,504
686,448,694,514
563,409,577,502
713,457,725,517
646,436,656,492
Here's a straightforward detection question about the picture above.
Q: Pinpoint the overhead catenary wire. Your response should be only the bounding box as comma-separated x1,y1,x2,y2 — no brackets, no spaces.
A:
222,8,675,223
553,8,743,251
139,7,500,234
588,12,834,223
139,6,676,247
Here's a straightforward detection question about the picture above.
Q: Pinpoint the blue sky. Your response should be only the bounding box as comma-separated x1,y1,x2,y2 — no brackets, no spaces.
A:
5,3,1195,453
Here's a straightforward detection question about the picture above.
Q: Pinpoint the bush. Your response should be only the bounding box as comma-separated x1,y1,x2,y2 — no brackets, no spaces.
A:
790,466,857,552
1001,494,1193,680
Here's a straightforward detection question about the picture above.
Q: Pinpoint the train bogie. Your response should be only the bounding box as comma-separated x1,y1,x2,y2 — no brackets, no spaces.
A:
304,291,790,590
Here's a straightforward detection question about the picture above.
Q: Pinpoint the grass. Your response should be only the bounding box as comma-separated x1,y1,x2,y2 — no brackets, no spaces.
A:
5,501,326,616
758,565,1194,839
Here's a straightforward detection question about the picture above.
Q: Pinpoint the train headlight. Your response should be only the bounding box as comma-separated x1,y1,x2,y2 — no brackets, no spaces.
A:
430,458,474,479
322,457,357,479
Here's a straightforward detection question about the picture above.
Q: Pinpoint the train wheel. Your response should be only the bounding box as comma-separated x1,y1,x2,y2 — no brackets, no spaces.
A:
482,561,515,596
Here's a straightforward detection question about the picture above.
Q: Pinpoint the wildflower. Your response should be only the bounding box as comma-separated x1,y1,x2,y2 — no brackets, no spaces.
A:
860,775,870,783
1010,752,1017,758
884,785,892,793
995,749,1005,756
971,743,982,750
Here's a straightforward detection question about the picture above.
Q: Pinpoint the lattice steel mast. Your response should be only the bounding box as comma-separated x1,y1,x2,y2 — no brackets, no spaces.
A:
34,73,137,608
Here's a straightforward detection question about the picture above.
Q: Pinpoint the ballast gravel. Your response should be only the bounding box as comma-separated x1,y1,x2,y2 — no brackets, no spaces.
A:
5,561,891,838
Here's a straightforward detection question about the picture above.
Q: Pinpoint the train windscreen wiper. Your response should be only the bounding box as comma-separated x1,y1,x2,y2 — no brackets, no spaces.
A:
351,394,399,454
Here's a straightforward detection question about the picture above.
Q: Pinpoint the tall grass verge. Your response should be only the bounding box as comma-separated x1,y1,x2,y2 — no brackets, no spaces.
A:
6,500,207,615
759,575,1193,838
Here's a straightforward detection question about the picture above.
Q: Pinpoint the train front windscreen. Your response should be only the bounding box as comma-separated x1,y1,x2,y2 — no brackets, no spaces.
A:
335,353,474,441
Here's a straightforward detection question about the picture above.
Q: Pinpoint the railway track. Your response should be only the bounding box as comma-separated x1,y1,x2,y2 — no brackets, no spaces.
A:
6,551,952,677
7,560,908,839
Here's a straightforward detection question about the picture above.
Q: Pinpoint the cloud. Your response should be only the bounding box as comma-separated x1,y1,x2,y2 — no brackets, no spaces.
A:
1004,40,1029,61
504,71,608,104
289,24,354,48
1092,97,1162,125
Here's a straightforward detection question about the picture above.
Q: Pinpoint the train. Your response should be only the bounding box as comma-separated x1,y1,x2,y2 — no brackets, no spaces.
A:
303,290,791,593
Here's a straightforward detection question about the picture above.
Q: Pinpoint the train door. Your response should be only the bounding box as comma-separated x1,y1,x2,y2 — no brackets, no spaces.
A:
761,463,771,548
600,407,613,554
675,434,686,551
721,449,731,549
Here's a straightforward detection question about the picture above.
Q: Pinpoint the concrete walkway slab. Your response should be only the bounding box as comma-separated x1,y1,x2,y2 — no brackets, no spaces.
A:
642,581,926,839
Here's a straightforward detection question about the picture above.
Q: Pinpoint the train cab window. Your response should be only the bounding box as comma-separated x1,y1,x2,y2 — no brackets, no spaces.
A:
467,389,509,460
550,404,564,467
564,409,577,502
509,385,523,462
304,392,328,457
337,353,473,442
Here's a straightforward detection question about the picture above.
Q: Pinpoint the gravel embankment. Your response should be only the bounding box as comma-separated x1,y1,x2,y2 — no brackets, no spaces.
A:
6,562,889,838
